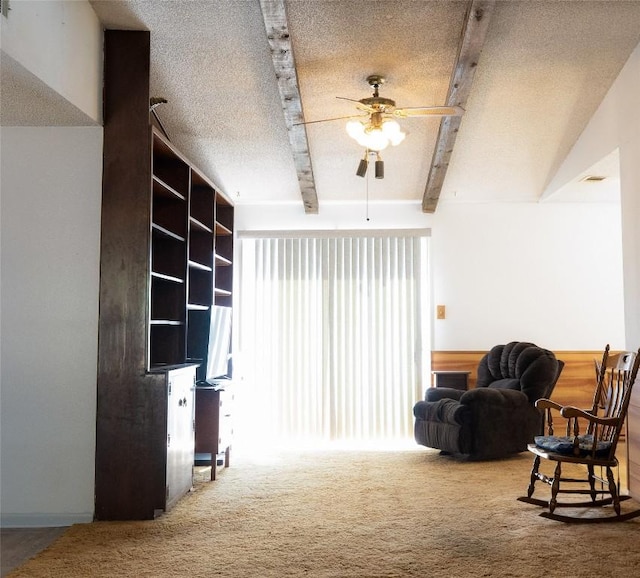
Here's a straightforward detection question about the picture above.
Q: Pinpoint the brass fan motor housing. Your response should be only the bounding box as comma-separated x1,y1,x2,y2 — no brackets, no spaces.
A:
360,75,396,113
359,96,397,113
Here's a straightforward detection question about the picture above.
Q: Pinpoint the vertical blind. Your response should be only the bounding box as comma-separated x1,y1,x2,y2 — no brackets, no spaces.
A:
237,232,430,446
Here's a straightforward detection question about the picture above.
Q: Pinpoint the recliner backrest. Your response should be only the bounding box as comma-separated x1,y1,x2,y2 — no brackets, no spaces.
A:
476,341,560,404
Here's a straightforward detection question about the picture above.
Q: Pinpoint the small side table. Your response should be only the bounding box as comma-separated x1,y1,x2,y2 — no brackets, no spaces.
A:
431,370,470,391
194,385,234,480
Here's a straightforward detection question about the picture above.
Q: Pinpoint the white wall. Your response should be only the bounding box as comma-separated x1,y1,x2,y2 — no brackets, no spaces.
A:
620,134,640,349
237,199,626,352
0,0,103,123
0,126,103,527
544,42,640,350
429,202,624,351
236,200,435,232
617,48,640,350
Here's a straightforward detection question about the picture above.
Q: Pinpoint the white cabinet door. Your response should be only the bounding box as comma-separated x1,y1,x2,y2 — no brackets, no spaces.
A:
166,366,196,509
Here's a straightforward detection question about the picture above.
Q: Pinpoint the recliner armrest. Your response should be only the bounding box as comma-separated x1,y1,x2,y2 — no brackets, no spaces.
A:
460,387,530,408
413,398,470,425
425,387,465,402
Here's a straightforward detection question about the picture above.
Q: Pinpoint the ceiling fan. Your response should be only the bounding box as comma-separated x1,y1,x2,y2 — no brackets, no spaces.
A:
301,75,464,178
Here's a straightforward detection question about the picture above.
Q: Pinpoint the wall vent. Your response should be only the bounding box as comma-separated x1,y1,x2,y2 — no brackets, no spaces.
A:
580,175,607,183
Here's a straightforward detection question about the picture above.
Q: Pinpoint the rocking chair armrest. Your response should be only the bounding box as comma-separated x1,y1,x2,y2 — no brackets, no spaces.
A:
535,398,563,411
560,406,621,426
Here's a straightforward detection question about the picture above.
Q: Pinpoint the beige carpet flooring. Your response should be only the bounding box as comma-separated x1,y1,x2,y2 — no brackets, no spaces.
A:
8,449,640,577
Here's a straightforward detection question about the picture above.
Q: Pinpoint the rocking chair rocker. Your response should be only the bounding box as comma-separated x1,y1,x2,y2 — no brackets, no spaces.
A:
518,344,640,523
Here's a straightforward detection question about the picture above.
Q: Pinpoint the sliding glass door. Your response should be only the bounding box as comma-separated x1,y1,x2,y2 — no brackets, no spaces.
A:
235,232,430,449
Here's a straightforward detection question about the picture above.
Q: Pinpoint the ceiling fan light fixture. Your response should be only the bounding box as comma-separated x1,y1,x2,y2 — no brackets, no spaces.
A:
389,133,406,147
356,153,369,178
382,119,405,146
375,153,384,179
381,119,400,135
346,117,405,151
337,74,462,182
362,127,389,151
347,120,387,151
346,119,366,139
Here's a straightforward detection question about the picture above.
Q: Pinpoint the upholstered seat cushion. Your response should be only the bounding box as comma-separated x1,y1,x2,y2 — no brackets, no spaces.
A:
534,434,612,457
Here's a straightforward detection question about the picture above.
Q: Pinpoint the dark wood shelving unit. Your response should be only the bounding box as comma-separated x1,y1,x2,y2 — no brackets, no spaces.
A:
214,197,234,310
96,30,235,520
193,192,235,479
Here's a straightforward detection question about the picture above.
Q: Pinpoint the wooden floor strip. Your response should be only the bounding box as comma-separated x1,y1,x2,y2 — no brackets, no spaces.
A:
1,527,67,577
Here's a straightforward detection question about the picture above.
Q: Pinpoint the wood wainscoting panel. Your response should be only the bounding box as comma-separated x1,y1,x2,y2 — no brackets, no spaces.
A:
545,350,601,409
628,396,640,498
430,351,485,389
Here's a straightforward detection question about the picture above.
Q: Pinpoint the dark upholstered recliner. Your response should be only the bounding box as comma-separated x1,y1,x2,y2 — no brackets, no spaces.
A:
413,342,563,460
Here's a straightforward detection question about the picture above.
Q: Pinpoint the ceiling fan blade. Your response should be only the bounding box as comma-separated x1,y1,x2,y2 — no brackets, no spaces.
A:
355,102,376,114
293,114,367,127
336,96,361,104
393,105,465,118
336,96,376,114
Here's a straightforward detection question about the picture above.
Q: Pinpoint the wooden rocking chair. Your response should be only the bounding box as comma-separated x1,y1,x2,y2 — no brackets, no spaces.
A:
518,344,640,523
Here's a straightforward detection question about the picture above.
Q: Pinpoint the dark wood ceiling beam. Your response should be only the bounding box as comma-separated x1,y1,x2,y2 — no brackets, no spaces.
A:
260,0,319,214
422,0,495,213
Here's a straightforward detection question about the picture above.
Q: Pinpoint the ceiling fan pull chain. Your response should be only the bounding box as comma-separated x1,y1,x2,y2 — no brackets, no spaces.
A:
366,157,370,222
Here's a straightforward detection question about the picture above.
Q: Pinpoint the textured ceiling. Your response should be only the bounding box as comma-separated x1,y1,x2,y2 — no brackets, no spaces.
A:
42,1,640,207
442,0,639,204
0,51,97,126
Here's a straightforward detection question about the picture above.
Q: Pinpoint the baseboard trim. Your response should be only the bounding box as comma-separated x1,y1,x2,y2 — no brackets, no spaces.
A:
0,512,93,528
